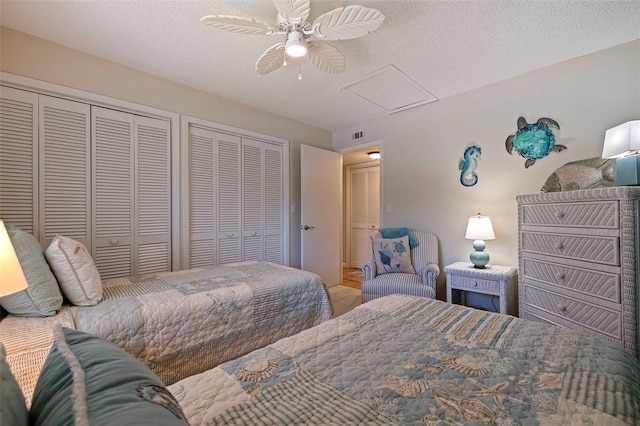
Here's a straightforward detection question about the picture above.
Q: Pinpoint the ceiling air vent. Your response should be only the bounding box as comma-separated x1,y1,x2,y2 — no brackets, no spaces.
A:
352,130,364,141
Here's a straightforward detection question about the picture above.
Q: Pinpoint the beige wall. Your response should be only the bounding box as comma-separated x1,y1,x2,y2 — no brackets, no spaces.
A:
0,27,333,268
334,40,640,296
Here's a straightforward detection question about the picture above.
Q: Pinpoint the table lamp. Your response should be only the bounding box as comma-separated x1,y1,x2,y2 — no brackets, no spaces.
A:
0,220,29,355
602,120,640,186
465,214,495,269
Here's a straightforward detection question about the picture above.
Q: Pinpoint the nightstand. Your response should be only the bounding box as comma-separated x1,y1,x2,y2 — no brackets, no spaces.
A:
444,262,518,316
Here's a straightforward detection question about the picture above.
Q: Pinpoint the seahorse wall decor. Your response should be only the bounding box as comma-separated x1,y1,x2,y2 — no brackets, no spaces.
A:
459,144,482,187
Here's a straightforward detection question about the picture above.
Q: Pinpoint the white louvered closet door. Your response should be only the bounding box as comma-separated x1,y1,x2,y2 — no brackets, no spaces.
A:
92,107,135,278
39,95,91,248
262,142,283,264
92,107,170,278
188,126,216,268
241,139,284,263
0,86,38,235
242,140,263,261
134,116,171,276
217,133,242,264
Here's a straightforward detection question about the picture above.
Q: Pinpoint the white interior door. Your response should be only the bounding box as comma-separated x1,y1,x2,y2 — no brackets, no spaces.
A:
349,165,380,268
301,145,341,287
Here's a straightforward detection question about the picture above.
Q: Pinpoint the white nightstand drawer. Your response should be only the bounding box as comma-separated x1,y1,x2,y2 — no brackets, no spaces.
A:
449,275,500,294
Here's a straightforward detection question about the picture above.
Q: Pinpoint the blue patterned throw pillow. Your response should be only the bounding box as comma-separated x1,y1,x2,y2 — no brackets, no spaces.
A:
371,235,415,274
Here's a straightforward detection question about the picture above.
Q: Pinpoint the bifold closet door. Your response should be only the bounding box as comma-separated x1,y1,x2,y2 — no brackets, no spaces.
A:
217,133,242,264
188,127,243,267
39,95,91,249
242,139,283,264
0,86,39,235
187,126,284,267
0,87,90,247
92,107,170,279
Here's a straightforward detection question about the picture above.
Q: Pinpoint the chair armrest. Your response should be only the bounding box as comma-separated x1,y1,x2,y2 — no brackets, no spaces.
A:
421,263,440,289
362,261,377,280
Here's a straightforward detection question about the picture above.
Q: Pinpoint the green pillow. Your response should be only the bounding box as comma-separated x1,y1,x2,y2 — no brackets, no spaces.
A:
0,225,62,316
30,326,188,426
0,349,28,426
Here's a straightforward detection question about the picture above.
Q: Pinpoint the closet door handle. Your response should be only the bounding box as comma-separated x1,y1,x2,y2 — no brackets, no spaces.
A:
301,225,315,230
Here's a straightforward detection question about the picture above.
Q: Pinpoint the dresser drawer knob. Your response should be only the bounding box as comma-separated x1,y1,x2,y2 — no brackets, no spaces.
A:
555,242,564,251
473,281,478,287
556,273,566,282
558,305,568,313
110,239,119,245
555,211,565,219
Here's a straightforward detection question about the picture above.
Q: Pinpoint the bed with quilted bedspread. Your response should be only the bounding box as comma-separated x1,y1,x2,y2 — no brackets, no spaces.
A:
169,295,640,425
0,261,332,406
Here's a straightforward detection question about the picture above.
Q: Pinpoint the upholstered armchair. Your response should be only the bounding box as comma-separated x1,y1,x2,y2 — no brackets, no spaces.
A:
361,229,440,303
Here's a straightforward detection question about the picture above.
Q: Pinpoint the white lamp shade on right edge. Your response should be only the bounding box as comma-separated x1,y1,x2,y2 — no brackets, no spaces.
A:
602,120,640,186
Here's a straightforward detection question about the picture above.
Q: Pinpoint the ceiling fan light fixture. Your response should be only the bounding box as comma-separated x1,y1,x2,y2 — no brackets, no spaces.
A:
285,30,308,57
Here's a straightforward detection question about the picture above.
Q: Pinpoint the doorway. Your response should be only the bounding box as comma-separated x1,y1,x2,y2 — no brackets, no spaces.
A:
341,146,381,277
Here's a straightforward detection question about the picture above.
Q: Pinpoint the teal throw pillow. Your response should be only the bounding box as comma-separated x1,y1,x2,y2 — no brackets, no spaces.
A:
0,225,62,316
371,235,415,274
0,349,29,426
30,326,188,426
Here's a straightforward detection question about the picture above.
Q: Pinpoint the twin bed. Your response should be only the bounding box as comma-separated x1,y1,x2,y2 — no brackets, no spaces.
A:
0,261,332,405
168,295,640,425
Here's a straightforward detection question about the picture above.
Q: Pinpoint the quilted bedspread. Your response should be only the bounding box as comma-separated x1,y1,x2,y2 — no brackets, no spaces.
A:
169,295,640,425
70,261,331,386
1,261,331,405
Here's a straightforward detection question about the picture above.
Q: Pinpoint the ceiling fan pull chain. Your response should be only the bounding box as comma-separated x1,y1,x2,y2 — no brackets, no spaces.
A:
298,64,303,81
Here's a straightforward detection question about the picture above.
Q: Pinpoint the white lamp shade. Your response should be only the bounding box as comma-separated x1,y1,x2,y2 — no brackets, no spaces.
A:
0,220,28,297
602,120,640,159
465,215,496,240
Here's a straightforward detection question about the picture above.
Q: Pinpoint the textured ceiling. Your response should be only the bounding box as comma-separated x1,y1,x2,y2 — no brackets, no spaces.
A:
1,1,639,132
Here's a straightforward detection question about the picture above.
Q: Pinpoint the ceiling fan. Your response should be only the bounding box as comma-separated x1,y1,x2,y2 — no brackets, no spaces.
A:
201,0,385,76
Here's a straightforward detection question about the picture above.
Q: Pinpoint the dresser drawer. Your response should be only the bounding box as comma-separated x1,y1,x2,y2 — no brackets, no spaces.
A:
521,258,620,303
521,232,619,266
449,275,499,294
522,284,622,339
520,201,618,228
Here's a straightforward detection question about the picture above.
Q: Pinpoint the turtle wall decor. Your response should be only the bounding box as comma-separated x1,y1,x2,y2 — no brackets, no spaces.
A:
505,116,566,168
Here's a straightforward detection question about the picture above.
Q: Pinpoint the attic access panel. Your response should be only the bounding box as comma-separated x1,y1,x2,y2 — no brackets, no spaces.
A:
340,64,437,113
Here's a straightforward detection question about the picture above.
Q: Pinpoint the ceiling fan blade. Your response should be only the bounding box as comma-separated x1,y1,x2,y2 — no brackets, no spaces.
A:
271,0,310,23
256,43,286,75
312,5,385,40
201,15,277,35
307,42,346,74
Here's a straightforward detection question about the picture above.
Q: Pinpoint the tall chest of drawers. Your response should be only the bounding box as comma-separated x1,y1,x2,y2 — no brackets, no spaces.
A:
517,187,640,359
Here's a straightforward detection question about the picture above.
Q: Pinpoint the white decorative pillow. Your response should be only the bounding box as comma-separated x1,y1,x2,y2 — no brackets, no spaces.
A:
45,235,102,306
371,235,415,275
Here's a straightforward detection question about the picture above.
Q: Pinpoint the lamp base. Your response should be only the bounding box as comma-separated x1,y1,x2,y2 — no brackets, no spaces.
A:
616,155,640,186
469,240,490,269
